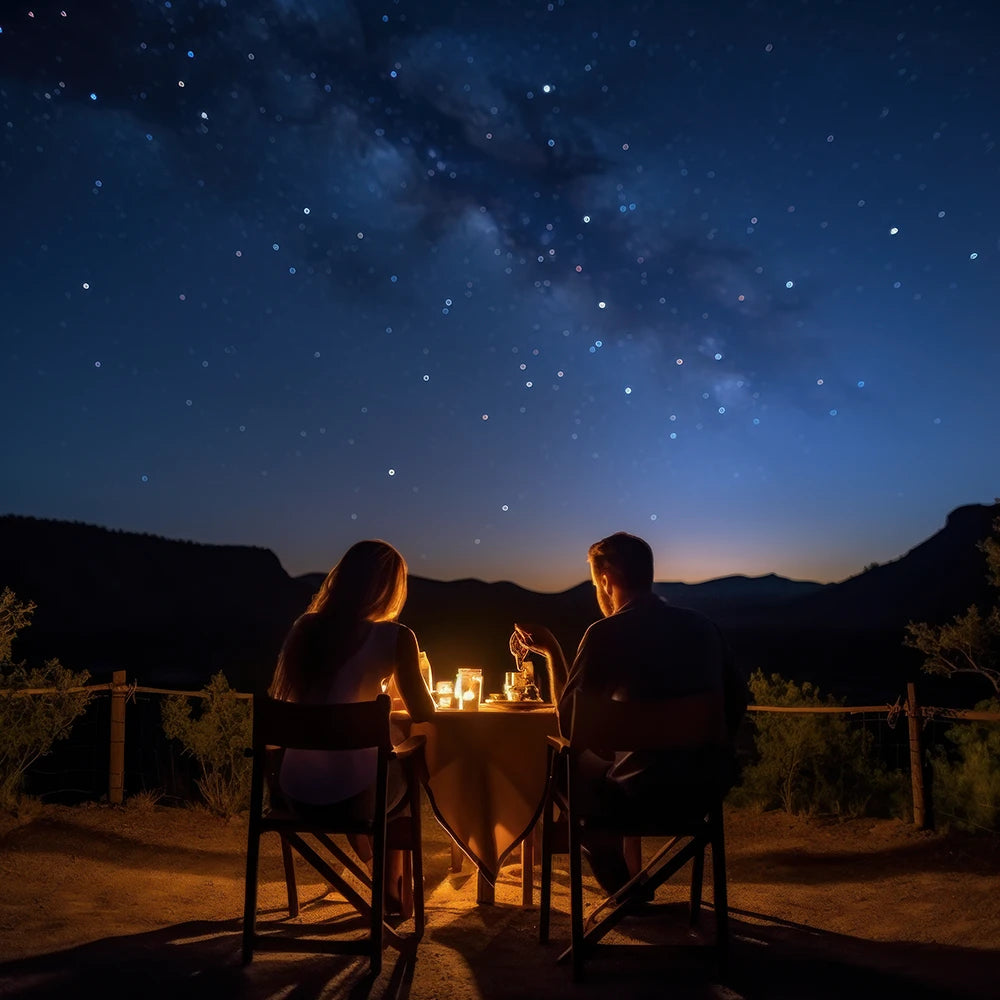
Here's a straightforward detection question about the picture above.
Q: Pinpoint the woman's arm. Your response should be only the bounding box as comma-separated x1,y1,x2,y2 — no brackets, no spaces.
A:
393,624,436,722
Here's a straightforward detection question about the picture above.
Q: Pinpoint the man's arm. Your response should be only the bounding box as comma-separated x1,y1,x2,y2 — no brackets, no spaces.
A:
516,621,609,737
512,623,568,704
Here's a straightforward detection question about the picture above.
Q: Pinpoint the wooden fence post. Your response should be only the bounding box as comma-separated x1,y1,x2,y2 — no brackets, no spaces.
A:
906,682,926,829
109,670,126,805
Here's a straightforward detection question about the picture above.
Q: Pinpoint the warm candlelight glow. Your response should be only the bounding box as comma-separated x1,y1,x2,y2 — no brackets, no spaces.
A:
455,668,483,711
435,680,454,709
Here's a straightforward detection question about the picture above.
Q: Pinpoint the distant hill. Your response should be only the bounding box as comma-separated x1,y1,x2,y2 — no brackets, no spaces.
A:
653,574,828,625
0,503,996,701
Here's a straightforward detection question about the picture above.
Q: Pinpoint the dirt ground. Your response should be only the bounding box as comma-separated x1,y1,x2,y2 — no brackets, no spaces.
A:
0,800,998,1000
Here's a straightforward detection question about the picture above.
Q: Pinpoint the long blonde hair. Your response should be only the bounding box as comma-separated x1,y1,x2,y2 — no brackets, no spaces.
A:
269,539,408,700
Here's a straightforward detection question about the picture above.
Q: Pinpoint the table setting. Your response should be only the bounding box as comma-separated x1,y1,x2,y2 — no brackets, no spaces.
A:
392,629,559,902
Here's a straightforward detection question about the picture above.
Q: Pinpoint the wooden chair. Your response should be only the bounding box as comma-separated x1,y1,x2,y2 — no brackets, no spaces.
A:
242,693,426,976
538,691,731,981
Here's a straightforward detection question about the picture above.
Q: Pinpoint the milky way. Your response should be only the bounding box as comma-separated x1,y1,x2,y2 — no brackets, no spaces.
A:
2,1,997,588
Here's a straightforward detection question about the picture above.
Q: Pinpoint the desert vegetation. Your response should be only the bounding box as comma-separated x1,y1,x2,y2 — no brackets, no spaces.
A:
160,672,253,818
731,671,907,818
0,589,92,810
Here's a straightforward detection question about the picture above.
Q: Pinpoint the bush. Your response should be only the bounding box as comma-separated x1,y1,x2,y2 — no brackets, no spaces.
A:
161,672,252,817
0,589,93,809
930,699,1000,833
732,671,906,818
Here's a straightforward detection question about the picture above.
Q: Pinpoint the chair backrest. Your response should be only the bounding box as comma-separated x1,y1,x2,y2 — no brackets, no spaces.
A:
252,693,393,753
568,689,727,753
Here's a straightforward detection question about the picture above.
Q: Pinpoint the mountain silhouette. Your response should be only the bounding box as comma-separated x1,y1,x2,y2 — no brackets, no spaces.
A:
0,516,301,691
729,503,999,703
0,503,996,703
785,504,997,630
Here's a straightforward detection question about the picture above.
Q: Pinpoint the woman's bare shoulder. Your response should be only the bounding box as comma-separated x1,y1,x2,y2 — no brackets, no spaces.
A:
373,620,416,642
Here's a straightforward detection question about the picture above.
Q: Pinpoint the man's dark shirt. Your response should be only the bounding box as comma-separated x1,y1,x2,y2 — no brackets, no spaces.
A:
557,592,744,798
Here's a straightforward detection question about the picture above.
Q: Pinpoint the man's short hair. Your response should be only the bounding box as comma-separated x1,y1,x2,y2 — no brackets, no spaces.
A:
587,532,654,590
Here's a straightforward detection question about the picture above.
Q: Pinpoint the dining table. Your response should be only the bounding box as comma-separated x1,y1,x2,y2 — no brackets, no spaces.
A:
392,702,559,904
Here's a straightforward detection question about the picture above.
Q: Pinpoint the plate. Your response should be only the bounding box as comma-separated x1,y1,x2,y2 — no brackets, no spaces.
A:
482,700,552,711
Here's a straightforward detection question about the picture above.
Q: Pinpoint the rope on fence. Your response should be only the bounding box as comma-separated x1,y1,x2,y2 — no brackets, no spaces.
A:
133,685,254,699
0,682,253,699
1,683,114,697
6,677,999,821
122,678,139,705
918,706,1000,722
745,703,894,715
886,695,903,729
7,682,999,718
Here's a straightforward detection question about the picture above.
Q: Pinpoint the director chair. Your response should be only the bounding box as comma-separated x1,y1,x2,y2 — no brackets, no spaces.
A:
539,690,731,981
242,693,426,977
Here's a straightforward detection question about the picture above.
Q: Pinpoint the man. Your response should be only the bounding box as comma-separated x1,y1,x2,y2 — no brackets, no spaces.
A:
515,531,746,895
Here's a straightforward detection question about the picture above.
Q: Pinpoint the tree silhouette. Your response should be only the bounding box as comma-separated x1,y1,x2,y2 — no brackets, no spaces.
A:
905,503,1000,695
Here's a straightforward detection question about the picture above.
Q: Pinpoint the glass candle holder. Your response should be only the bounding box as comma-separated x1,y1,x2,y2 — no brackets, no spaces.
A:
455,668,483,711
435,680,454,709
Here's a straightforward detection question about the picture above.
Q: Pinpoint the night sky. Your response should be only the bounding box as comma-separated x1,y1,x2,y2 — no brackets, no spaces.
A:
2,1,997,591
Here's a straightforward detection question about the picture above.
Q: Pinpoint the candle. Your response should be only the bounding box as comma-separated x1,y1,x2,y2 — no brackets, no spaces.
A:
455,667,483,711
435,680,454,709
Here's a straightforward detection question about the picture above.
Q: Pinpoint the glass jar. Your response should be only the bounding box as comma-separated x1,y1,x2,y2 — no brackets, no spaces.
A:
455,667,483,711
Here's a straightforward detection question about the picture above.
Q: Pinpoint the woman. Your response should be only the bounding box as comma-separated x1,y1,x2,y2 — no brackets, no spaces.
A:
269,539,435,912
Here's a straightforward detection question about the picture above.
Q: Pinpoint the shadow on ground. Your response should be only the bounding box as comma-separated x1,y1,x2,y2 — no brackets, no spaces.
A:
734,835,1000,886
1,892,997,1000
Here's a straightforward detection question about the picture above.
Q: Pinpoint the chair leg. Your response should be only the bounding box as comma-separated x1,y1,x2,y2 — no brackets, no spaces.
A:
711,811,729,962
410,792,425,941
279,834,299,918
450,841,464,872
539,798,554,942
689,838,705,925
521,833,534,906
370,838,386,979
241,827,261,965
568,822,585,982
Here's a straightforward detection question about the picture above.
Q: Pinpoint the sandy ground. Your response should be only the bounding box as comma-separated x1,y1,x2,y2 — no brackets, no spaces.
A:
0,801,998,1000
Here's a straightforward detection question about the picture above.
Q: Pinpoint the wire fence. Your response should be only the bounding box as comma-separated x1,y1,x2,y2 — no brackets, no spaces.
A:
7,673,1000,827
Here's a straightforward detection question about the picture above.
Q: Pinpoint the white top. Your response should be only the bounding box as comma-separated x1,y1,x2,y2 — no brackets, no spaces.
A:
278,620,400,805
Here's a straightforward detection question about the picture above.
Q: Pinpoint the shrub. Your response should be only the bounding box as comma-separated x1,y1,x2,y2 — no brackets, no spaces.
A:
930,699,1000,833
161,672,252,817
0,588,93,809
732,670,906,818
126,788,164,812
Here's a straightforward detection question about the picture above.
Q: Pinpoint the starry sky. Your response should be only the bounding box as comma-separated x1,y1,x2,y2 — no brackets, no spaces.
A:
1,0,998,592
